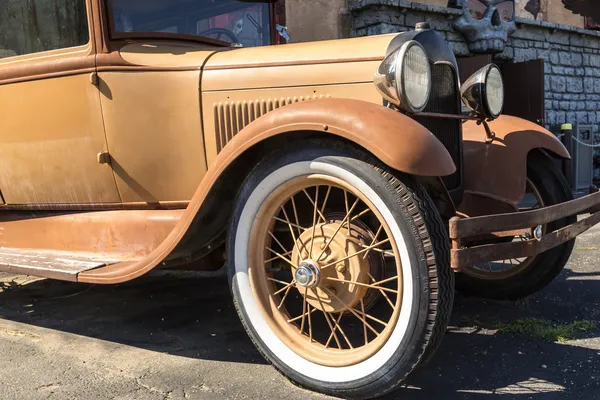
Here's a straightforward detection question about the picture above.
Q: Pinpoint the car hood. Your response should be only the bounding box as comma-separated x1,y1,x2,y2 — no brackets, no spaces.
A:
206,34,395,70
116,34,397,91
202,34,397,91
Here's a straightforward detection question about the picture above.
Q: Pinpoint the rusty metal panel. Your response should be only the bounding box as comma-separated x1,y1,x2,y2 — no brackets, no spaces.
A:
450,190,600,239
451,211,600,270
0,249,118,282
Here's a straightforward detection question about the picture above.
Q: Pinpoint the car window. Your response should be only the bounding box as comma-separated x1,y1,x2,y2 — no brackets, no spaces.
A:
0,0,89,60
110,0,272,48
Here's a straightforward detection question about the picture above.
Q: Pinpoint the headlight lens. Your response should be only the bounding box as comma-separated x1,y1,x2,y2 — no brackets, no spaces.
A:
375,41,431,113
485,66,504,118
461,64,505,120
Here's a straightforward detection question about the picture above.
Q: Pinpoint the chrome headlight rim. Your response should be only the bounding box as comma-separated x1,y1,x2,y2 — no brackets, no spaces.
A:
461,63,505,120
396,41,432,114
374,40,432,114
483,64,504,119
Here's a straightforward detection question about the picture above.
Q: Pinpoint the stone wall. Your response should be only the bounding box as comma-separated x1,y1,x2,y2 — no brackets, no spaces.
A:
351,0,600,181
286,0,351,42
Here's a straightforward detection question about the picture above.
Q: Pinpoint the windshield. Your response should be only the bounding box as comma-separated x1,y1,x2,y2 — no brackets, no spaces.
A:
108,0,272,47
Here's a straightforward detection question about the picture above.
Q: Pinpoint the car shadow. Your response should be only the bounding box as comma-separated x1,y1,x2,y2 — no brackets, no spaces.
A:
0,267,598,399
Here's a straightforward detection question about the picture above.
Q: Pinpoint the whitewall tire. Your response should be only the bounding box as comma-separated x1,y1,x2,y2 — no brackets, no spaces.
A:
227,142,454,399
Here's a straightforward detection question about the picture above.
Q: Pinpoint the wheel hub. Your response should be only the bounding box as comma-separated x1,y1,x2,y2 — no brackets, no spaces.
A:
295,260,321,288
292,221,371,313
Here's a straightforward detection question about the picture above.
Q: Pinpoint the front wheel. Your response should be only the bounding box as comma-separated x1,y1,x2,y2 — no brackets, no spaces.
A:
456,150,576,300
227,143,454,399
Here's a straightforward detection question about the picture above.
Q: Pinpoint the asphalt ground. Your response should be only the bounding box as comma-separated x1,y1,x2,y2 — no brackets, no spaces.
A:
0,223,598,400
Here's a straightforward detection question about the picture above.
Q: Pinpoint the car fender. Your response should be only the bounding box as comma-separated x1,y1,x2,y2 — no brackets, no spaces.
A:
78,98,455,284
460,115,570,217
219,98,456,177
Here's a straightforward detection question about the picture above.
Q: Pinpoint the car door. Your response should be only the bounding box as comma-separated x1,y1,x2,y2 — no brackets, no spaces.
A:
0,0,121,206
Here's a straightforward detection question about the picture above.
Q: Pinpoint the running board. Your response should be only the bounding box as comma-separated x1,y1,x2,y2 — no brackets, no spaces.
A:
0,248,121,282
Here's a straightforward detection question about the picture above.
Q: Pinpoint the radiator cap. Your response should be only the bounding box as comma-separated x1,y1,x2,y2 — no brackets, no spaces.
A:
415,22,432,30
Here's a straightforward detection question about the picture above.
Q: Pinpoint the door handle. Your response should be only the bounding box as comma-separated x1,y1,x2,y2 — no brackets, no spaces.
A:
97,151,111,165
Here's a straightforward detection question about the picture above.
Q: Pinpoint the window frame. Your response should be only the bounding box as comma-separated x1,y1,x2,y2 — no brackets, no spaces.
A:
104,0,277,48
0,0,93,64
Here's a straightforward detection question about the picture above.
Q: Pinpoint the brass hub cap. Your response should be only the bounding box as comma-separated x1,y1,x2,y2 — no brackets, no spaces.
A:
249,176,403,367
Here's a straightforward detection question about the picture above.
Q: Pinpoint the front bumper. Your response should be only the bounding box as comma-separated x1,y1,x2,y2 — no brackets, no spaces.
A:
449,187,600,271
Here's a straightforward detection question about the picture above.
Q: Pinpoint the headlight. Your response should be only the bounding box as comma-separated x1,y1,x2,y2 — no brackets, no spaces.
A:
374,41,432,113
461,64,505,120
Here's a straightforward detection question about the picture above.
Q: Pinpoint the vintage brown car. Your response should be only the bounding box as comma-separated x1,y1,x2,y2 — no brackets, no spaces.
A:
1,0,599,398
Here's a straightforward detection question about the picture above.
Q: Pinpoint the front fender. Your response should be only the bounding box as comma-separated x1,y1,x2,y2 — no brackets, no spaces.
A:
460,115,570,216
222,98,456,177
78,98,454,284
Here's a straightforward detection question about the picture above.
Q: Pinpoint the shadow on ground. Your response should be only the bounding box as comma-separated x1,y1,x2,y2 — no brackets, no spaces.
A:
0,266,599,399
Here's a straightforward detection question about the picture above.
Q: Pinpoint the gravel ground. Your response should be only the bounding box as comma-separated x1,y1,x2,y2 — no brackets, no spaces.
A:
0,224,598,400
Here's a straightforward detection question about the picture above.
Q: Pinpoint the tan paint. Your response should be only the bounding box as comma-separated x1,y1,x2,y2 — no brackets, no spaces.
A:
202,83,383,165
117,42,218,68
0,73,121,204
204,35,392,70
78,98,456,284
202,61,383,92
0,0,121,205
460,115,570,216
99,70,209,203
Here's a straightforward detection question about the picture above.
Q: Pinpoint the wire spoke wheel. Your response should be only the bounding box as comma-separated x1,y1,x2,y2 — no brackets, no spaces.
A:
456,150,576,300
249,177,402,367
229,144,453,397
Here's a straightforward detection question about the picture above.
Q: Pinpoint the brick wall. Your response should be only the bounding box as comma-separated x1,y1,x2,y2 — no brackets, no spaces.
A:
351,0,600,181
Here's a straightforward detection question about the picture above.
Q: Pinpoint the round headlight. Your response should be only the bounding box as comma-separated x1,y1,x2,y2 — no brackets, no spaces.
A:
461,64,505,120
485,66,504,118
374,41,432,113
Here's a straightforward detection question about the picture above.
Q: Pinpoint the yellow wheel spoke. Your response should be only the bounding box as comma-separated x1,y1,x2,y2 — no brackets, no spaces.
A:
277,283,294,310
268,231,289,255
325,313,344,348
355,308,388,328
360,246,395,257
300,287,308,335
266,247,298,270
321,239,390,269
267,277,292,286
287,306,318,323
273,217,306,233
320,186,332,217
303,188,328,225
291,196,304,240
363,225,383,260
315,294,342,349
272,279,296,296
325,276,398,294
280,205,308,258
320,286,380,337
308,187,319,255
344,190,351,236
360,299,369,345
368,273,395,309
349,208,371,224
266,250,293,264
316,198,360,261
307,303,313,343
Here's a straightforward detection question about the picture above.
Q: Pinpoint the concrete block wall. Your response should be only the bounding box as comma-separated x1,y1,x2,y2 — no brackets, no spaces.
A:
351,0,600,181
